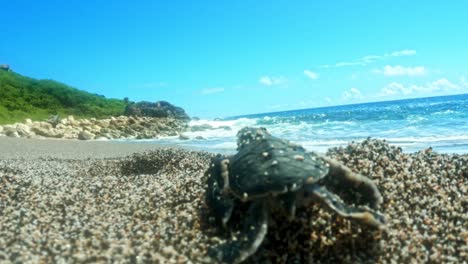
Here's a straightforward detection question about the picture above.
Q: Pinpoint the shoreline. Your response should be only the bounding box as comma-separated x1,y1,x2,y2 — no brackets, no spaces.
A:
2,134,468,159
0,136,182,159
0,137,466,263
2,112,467,155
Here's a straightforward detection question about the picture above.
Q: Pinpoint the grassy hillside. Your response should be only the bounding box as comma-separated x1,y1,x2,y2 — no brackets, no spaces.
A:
0,70,127,124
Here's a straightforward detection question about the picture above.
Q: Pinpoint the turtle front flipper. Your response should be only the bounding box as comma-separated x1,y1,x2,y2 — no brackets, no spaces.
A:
307,185,386,228
320,156,383,209
210,201,269,264
278,191,298,220
206,155,235,226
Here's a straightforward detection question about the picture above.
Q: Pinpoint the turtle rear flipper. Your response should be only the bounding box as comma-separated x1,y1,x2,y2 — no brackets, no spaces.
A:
308,185,386,228
321,156,383,209
210,201,268,264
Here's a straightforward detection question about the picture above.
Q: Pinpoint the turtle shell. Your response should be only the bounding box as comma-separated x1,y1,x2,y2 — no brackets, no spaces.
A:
229,127,329,200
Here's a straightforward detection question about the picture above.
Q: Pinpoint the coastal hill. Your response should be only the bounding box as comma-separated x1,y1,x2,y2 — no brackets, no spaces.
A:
0,69,193,140
0,70,127,124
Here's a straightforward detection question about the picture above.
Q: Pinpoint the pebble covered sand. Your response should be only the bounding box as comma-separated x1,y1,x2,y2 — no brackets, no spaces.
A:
0,137,466,263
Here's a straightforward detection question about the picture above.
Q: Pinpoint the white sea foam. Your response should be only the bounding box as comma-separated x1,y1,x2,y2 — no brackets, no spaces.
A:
431,109,457,115
384,134,468,143
126,94,468,154
189,118,256,129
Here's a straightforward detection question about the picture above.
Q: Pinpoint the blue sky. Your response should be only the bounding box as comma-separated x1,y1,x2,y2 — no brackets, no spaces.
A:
1,1,468,118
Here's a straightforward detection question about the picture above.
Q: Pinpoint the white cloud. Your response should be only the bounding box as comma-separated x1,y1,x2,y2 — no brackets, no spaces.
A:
321,49,417,68
259,76,287,86
342,87,364,100
378,78,460,97
303,70,319,80
388,49,417,56
336,61,362,67
259,76,274,86
379,82,414,96
259,76,272,85
362,55,382,62
382,65,426,76
430,78,458,91
201,87,225,95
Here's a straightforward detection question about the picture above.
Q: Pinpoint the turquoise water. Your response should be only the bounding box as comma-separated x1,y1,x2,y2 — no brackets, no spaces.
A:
129,94,468,154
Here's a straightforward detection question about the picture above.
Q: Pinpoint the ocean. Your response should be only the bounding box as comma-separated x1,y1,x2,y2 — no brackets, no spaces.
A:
127,94,468,154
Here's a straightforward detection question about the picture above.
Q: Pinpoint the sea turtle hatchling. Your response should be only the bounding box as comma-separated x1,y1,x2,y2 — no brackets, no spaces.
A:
206,127,387,263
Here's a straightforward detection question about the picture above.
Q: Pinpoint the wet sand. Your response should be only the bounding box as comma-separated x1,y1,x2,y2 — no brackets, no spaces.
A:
0,137,170,159
0,137,466,263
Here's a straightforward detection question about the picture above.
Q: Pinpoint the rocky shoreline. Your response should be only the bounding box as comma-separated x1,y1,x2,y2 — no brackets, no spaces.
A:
0,137,466,263
0,115,188,140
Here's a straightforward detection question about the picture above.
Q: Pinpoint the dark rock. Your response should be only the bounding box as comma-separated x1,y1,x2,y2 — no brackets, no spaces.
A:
190,124,213,132
78,130,95,140
167,131,178,136
124,101,190,120
136,131,158,139
47,115,61,128
0,64,10,71
195,136,205,140
179,134,190,140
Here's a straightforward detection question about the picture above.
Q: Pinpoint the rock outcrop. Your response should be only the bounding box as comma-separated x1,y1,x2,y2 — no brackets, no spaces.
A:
0,115,188,140
0,64,10,71
124,101,190,120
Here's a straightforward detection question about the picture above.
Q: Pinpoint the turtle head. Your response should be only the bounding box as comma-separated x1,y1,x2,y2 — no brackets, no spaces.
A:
236,127,270,150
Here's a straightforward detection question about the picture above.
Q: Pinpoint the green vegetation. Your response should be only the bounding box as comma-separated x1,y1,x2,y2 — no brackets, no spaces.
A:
0,70,128,124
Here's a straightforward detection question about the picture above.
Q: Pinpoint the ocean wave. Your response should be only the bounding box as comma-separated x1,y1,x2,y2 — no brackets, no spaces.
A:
210,142,237,150
128,131,468,154
405,115,428,123
150,94,468,154
384,134,468,144
189,117,256,129
431,109,458,115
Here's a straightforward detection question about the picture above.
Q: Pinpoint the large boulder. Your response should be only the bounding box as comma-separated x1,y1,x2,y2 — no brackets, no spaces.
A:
16,123,31,136
31,127,64,138
3,125,18,137
97,119,110,128
124,101,190,120
63,130,79,139
78,130,95,140
33,121,53,130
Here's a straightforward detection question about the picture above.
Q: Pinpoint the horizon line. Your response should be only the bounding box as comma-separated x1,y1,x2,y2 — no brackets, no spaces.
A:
225,93,468,120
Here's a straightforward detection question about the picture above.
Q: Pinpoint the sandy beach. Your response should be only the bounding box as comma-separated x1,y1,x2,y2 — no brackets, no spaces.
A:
0,137,466,263
0,137,172,160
